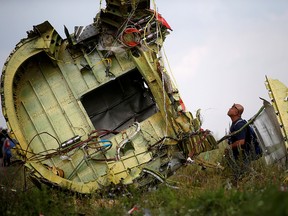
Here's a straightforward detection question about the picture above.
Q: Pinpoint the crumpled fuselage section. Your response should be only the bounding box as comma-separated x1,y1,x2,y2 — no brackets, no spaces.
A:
0,0,218,194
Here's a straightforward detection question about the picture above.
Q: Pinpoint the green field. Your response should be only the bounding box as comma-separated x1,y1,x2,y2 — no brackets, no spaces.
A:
0,145,287,216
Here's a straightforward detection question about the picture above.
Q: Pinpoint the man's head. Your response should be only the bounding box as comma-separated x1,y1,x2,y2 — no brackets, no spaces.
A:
227,103,244,119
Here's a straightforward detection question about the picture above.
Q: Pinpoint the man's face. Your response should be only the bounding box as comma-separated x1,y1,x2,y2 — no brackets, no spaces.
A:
227,104,240,117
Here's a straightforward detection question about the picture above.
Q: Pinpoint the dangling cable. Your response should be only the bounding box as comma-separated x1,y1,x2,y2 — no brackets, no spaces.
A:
160,45,179,90
150,1,170,139
142,6,156,51
104,1,140,57
116,122,141,160
161,63,169,138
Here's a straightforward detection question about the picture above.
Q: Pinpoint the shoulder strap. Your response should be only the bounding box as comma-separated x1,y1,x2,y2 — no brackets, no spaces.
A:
234,119,246,126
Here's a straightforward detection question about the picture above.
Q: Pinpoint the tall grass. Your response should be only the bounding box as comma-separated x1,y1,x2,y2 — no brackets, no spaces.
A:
0,148,287,216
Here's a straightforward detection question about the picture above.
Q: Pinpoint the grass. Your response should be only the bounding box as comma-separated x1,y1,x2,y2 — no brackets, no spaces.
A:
0,146,288,216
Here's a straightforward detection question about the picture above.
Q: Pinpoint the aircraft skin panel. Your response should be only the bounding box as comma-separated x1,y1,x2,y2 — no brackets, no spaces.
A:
253,100,287,165
13,53,89,149
57,40,136,98
265,77,288,149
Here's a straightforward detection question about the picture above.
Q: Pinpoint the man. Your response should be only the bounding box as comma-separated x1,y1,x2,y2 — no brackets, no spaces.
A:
226,103,249,160
225,103,250,180
0,127,5,166
3,138,14,167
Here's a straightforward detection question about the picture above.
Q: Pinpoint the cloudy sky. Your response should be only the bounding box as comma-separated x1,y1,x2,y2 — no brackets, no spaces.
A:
0,0,287,139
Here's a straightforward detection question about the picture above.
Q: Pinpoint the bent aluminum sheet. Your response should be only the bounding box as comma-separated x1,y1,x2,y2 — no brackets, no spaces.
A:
265,77,288,149
253,100,287,165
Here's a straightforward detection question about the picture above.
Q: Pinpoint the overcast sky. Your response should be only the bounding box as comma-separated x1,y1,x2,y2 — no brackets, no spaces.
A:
0,0,287,139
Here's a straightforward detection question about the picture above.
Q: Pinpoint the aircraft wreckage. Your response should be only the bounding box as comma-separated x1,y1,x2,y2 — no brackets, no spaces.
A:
1,0,287,194
0,0,219,194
